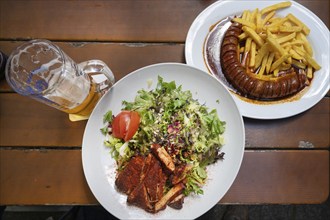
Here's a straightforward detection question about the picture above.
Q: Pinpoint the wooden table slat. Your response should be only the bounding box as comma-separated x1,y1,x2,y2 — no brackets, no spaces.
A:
1,94,328,149
0,41,185,92
0,0,328,42
0,149,328,205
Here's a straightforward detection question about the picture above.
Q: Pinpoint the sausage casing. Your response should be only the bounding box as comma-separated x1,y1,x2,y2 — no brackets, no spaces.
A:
220,22,307,100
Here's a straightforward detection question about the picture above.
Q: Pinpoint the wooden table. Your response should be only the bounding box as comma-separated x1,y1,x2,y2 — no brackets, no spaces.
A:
0,0,329,208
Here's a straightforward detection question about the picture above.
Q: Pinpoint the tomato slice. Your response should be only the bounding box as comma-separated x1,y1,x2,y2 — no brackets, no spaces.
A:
111,110,140,141
111,114,122,138
124,111,141,141
119,111,130,138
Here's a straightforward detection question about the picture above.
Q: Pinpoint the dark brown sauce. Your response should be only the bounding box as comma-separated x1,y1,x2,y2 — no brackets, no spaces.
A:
203,17,311,105
203,17,235,91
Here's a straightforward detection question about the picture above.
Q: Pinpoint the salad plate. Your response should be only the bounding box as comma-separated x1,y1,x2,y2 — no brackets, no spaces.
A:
185,0,330,119
82,63,245,219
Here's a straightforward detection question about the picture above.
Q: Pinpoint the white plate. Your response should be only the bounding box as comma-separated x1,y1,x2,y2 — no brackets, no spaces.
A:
82,63,245,219
185,0,329,119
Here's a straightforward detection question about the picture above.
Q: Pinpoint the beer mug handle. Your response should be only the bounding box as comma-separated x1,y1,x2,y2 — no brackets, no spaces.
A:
69,60,115,121
78,60,115,94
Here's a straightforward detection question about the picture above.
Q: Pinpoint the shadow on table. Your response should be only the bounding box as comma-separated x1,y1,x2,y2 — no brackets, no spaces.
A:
0,196,329,220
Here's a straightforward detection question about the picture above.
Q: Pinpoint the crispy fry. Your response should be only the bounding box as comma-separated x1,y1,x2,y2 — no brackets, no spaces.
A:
277,32,296,44
266,36,286,56
261,11,276,26
261,1,292,15
233,17,256,29
249,41,257,67
297,32,313,56
242,26,264,47
245,37,252,53
282,39,304,47
238,32,248,41
287,13,310,35
279,26,302,32
273,68,280,77
258,52,269,75
267,17,288,28
266,52,275,73
305,54,321,70
307,65,313,78
255,43,269,68
250,8,259,23
256,12,262,33
293,45,307,57
270,54,290,72
289,49,304,60
292,59,306,69
242,10,249,20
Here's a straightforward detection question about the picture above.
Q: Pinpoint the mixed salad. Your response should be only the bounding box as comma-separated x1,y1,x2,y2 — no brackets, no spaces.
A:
101,76,226,196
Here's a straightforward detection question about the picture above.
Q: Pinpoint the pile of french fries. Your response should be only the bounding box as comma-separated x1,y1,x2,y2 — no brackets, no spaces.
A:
233,1,321,79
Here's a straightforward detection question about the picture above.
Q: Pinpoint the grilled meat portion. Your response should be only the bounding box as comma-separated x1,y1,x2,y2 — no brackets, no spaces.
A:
115,155,144,194
115,148,186,213
127,154,167,212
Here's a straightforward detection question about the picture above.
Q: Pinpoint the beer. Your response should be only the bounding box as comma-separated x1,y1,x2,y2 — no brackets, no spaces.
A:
54,83,102,116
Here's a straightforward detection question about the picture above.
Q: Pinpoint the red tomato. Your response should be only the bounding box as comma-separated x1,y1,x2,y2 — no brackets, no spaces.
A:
111,114,122,138
125,111,140,141
112,110,140,141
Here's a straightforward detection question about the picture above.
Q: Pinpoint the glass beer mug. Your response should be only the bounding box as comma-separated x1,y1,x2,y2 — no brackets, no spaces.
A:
5,39,115,121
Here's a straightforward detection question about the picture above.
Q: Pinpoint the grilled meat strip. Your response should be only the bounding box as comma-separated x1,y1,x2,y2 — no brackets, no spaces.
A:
115,149,186,213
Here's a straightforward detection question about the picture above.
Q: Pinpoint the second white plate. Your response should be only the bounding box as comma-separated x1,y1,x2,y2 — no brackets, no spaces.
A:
185,0,329,119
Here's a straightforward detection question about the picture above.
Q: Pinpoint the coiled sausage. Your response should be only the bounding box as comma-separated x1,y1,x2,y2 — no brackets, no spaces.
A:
220,22,307,100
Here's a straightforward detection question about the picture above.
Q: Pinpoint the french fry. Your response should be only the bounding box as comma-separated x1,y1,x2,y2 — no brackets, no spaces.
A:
289,49,304,60
277,32,296,44
250,8,259,23
266,52,275,73
245,37,252,53
242,10,249,20
255,12,262,33
255,43,270,68
296,32,313,56
266,36,286,57
233,17,256,29
305,54,321,70
242,26,264,47
273,68,280,77
307,65,313,78
249,41,257,67
261,1,292,15
238,32,248,41
262,11,276,26
258,52,269,75
292,59,307,69
279,26,302,32
267,17,288,28
270,54,290,72
287,13,310,35
293,45,307,57
282,39,304,47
